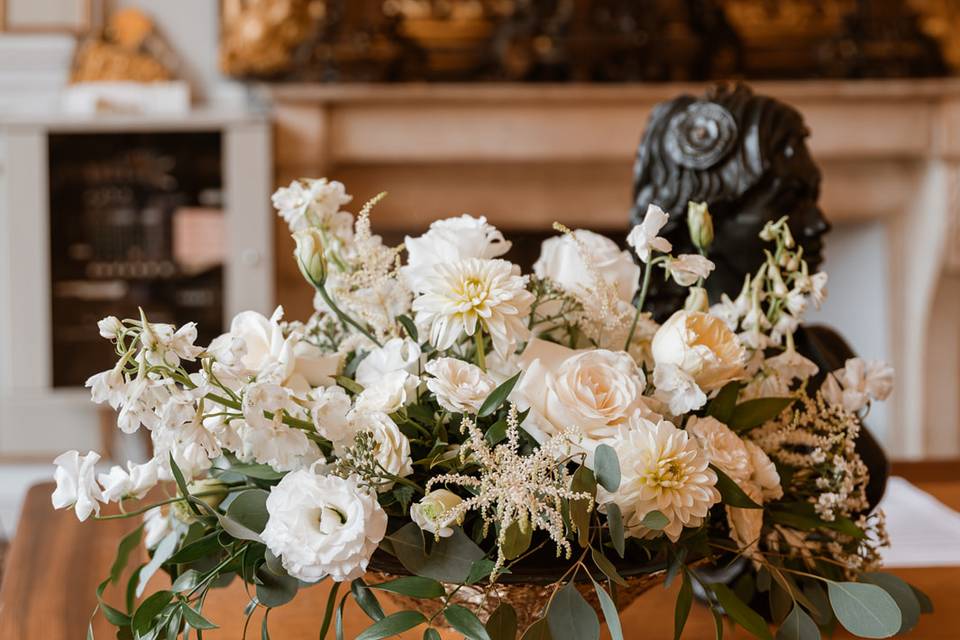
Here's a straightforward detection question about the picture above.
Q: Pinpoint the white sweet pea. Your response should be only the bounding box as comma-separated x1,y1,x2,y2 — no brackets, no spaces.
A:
240,382,322,472
410,489,464,538
664,254,715,287
263,469,387,583
152,410,221,481
822,358,894,413
52,450,103,522
271,178,353,233
534,229,640,308
140,321,204,368
401,214,511,293
626,204,673,263
425,357,496,414
98,316,123,339
98,459,159,503
86,361,127,410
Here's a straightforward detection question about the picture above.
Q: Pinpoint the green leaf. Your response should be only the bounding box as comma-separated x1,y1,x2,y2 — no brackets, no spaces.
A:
262,609,271,640
445,605,492,640
590,577,623,640
570,466,597,547
706,382,741,423
547,582,600,640
126,564,144,613
486,603,518,640
712,608,724,640
711,583,773,640
521,618,552,640
352,578,386,622
424,630,442,640
222,463,285,481
227,489,270,534
336,375,364,395
860,573,921,634
776,605,820,640
356,611,427,640
909,584,934,614
466,558,498,585
664,547,688,589
131,590,174,635
255,565,299,608
767,504,865,538
168,531,222,565
485,419,509,446
591,548,627,587
593,444,621,492
100,601,131,627
109,525,144,585
137,531,178,597
168,453,201,516
711,465,762,509
801,581,832,626
728,397,794,432
641,510,669,530
503,520,533,560
674,572,693,640
478,372,522,417
217,512,264,543
605,503,625,558
826,581,901,639
318,581,341,640
369,576,446,599
398,315,419,341
181,603,218,630
387,522,486,583
171,569,202,593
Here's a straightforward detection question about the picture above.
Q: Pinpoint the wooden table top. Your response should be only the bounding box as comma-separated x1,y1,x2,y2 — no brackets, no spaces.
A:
2,468,958,639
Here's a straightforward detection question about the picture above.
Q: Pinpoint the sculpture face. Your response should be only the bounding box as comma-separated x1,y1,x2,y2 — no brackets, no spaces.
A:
632,84,831,309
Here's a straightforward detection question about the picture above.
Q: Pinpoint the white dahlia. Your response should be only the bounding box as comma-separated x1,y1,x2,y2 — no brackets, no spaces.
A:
262,469,387,582
598,417,719,542
412,257,534,358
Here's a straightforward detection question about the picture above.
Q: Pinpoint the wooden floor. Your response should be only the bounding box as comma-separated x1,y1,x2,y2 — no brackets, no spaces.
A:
0,463,957,639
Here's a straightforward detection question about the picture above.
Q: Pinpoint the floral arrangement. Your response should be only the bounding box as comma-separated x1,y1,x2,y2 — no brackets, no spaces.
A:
54,178,929,640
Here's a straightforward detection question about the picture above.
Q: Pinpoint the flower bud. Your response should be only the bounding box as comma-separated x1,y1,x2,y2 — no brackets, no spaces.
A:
410,489,464,538
172,478,229,524
687,201,714,252
293,228,327,288
684,286,709,312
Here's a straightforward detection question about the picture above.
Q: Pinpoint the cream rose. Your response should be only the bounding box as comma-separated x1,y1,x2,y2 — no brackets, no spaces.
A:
354,370,414,415
262,469,387,582
687,416,752,484
512,339,650,463
425,357,496,414
534,229,640,308
410,489,464,538
726,483,764,554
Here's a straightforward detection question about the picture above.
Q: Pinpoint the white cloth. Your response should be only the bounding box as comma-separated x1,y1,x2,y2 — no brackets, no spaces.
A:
878,476,960,568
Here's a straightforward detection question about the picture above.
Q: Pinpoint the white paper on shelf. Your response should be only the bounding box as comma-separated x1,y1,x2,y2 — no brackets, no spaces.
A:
878,476,960,568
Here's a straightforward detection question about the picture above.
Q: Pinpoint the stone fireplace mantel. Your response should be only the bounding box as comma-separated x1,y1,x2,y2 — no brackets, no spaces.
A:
269,79,960,459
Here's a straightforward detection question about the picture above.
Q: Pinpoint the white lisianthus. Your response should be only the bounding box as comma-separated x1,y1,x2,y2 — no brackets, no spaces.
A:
598,417,719,542
664,254,715,287
240,383,322,472
342,412,414,491
262,469,387,582
401,214,511,293
822,358,894,413
410,489,464,538
354,369,414,414
219,307,342,394
425,357,496,414
652,310,746,413
626,204,673,263
52,450,104,522
271,178,353,233
687,416,752,484
412,257,534,358
98,459,159,503
513,339,650,463
534,229,641,308
308,385,353,443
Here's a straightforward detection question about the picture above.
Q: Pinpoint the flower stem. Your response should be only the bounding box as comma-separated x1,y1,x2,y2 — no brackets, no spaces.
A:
94,490,233,521
314,282,382,348
474,330,486,372
624,258,655,350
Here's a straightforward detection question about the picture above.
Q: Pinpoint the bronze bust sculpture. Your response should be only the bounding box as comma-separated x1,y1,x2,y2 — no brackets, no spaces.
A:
630,83,887,506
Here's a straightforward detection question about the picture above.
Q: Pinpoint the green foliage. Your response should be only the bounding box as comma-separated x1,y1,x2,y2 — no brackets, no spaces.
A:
711,465,762,509
570,466,597,547
387,522,486,583
674,571,693,640
593,445,621,493
767,503,865,539
131,590,174,636
521,618,552,640
351,578,386,621
728,397,795,433
590,548,627,587
776,605,820,640
605,503,625,558
547,582,600,640
860,573,921,634
486,603,518,640
181,603,218,630
478,372,522,417
503,520,533,560
398,315,419,341
109,525,144,585
255,565,299,608
356,611,427,640
590,577,623,640
710,583,773,640
826,581,901,639
368,576,446,599
445,605,492,640
706,382,742,423
640,510,669,530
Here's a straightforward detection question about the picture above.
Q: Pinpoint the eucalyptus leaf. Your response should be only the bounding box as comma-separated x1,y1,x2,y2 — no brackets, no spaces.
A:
641,510,669,530
355,611,427,640
547,582,600,640
826,581,901,639
167,531,221,565
728,397,794,432
605,503,625,558
131,590,174,635
227,489,270,534
486,603,518,640
674,572,692,640
776,605,820,640
387,522,486,583
445,605,492,640
368,576,446,599
711,583,772,640
570,466,597,547
591,548,627,587
594,445,621,492
521,619,552,640
255,565,299,608
503,520,533,560
711,465,762,509
909,584,934,614
352,578,386,622
466,558,498,585
590,577,623,640
861,573,921,634
478,372,522,417
801,581,832,626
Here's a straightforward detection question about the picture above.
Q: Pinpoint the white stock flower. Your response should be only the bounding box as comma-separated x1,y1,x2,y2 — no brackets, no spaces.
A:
262,469,387,582
687,416,752,484
271,178,353,233
354,369,413,414
412,257,533,358
241,383,322,472
410,489,464,538
534,229,640,308
598,417,719,542
822,358,894,413
401,214,511,292
664,254,715,287
425,357,496,414
651,310,746,413
513,339,650,463
342,412,413,491
52,450,103,521
98,459,159,503
626,204,672,263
